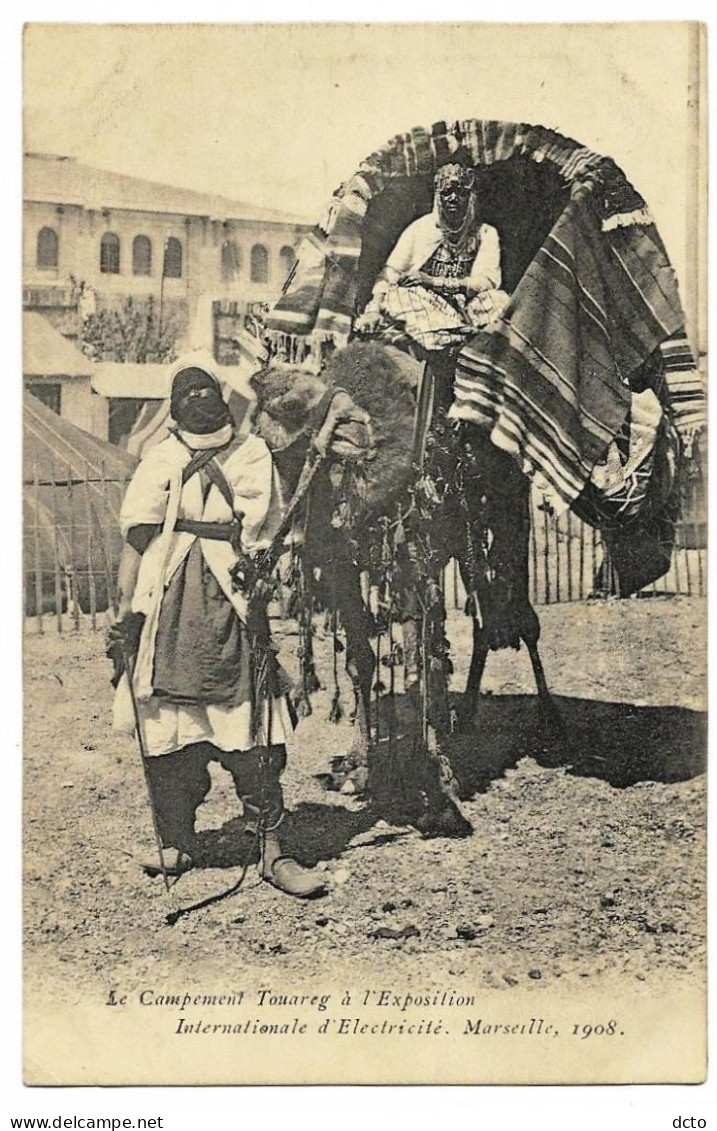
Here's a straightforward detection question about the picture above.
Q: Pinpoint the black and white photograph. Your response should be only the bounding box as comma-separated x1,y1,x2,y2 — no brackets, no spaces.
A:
21,21,707,1086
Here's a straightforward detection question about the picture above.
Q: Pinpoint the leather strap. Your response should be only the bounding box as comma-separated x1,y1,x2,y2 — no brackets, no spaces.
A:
174,430,237,512
174,517,241,542
307,386,348,435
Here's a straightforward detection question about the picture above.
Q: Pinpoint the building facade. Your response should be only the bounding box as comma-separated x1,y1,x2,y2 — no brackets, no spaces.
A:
23,153,311,438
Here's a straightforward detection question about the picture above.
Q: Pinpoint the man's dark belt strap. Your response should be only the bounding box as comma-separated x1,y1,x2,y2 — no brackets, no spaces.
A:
174,517,241,542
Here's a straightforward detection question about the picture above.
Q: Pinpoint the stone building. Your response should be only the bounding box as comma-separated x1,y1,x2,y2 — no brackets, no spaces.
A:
23,152,311,438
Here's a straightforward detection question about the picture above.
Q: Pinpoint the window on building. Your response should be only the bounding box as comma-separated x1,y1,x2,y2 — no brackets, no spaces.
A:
250,244,269,285
25,381,61,416
279,245,296,282
36,227,59,269
163,237,183,278
100,232,121,274
132,235,152,276
221,240,242,282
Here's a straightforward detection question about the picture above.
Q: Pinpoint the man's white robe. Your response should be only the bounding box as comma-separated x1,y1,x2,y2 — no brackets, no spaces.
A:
113,432,293,757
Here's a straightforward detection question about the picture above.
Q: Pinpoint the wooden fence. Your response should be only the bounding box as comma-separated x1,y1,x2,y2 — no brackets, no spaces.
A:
23,471,706,634
444,505,706,611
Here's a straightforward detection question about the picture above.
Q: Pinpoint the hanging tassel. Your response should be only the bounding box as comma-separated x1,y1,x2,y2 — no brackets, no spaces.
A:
294,692,313,719
329,689,344,724
304,665,321,696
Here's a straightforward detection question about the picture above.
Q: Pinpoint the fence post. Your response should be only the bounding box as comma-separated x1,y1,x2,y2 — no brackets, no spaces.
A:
671,526,682,596
83,462,98,631
542,508,551,604
682,523,693,597
32,463,44,635
555,515,562,603
696,523,704,597
530,504,538,605
67,462,80,631
49,458,63,633
566,511,574,602
99,460,118,616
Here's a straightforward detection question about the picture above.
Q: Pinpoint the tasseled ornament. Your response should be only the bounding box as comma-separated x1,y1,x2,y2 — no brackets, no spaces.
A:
381,640,404,668
345,538,360,565
352,469,369,502
331,500,351,529
329,690,344,724
294,691,313,718
305,668,321,695
425,578,444,615
374,605,390,634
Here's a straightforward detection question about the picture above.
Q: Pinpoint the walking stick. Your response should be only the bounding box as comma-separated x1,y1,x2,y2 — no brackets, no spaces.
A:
119,642,173,896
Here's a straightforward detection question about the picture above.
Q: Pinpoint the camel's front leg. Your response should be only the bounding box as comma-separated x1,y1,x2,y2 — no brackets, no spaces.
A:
327,561,375,792
402,586,473,838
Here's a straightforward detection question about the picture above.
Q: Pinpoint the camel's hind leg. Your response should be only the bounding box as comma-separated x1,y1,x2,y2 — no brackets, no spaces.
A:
460,618,490,729
520,603,565,736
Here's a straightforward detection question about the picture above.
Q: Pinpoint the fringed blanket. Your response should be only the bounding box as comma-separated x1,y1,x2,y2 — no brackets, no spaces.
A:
264,118,705,517
449,182,702,512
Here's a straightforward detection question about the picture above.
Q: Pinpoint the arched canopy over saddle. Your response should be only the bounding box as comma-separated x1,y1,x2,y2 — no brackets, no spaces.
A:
264,119,705,592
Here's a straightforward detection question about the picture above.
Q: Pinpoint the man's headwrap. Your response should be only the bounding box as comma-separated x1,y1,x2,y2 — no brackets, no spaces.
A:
169,354,234,448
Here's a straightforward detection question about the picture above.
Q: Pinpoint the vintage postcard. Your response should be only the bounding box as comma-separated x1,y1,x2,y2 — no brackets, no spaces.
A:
22,22,707,1085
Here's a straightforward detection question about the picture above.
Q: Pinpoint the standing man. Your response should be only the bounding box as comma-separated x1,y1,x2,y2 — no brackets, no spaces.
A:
110,352,344,898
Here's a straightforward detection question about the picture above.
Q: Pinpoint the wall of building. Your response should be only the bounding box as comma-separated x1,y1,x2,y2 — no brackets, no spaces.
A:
61,380,109,440
25,377,109,442
21,283,80,342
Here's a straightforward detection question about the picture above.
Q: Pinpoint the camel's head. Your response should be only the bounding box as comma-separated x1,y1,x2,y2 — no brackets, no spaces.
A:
250,365,328,451
251,341,418,518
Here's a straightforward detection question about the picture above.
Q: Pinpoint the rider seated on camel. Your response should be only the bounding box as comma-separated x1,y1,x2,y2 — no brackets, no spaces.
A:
355,156,510,356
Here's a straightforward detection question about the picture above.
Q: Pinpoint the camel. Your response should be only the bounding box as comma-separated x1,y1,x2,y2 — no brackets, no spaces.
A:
248,119,700,833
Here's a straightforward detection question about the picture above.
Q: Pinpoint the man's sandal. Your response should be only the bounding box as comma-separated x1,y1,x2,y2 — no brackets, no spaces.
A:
260,856,327,899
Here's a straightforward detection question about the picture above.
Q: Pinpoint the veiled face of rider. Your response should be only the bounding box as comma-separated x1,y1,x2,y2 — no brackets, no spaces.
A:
438,181,472,227
434,163,475,232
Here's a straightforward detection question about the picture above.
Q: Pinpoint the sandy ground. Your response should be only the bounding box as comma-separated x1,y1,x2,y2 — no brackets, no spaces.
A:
24,596,706,1004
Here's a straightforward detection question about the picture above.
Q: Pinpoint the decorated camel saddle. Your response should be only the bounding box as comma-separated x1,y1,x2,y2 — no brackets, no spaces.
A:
259,118,704,596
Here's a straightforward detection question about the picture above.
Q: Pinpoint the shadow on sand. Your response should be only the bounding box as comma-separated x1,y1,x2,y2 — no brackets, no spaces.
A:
190,798,378,871
188,691,705,871
448,692,706,795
